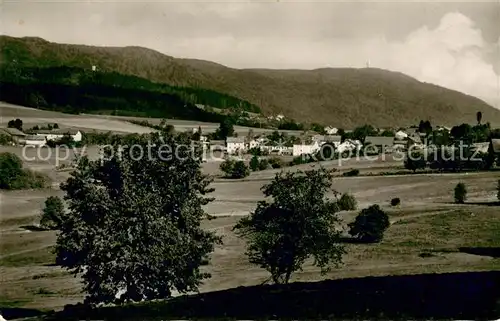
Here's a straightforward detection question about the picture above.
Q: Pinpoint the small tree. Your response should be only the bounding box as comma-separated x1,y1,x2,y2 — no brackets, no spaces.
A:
454,182,467,204
234,168,345,284
40,196,65,230
337,193,357,211
349,205,390,243
219,158,249,179
249,155,260,171
7,118,23,131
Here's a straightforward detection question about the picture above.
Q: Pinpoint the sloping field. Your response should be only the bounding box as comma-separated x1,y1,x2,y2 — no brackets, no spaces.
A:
0,102,302,135
0,103,155,134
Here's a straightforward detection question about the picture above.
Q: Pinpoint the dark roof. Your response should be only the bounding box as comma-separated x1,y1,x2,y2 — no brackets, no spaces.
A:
1,127,26,136
472,142,490,154
210,140,226,146
365,136,394,146
35,128,80,135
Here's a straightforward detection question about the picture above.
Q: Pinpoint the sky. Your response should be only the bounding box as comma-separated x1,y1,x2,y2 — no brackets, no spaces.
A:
2,0,500,108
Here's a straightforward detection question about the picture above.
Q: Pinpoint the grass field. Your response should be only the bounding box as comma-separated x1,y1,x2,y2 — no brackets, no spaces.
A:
0,102,301,136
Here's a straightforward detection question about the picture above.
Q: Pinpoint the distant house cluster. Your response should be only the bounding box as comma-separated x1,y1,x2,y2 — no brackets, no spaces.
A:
1,127,82,147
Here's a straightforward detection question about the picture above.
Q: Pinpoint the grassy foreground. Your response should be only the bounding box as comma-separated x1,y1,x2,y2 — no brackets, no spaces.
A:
1,206,499,320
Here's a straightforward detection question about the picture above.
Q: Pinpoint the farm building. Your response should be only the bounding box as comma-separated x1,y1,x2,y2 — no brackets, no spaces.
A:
337,139,362,153
1,127,27,143
489,139,500,155
24,135,46,146
364,136,395,153
293,141,321,156
226,137,246,154
33,128,82,142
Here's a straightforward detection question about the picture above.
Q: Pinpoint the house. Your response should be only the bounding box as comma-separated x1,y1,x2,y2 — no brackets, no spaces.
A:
312,135,342,148
24,135,46,146
395,130,408,141
226,137,246,154
337,139,362,153
1,127,27,143
34,128,82,142
325,126,338,134
364,136,394,153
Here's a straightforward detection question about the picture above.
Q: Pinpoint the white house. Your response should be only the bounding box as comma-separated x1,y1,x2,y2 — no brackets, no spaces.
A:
24,135,46,146
293,141,320,156
35,128,82,142
226,136,246,154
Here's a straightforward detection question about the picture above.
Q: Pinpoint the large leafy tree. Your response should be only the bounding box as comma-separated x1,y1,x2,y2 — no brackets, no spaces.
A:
234,168,345,284
55,132,221,305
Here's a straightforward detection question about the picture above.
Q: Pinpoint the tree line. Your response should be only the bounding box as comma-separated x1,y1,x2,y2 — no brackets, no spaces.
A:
0,64,259,120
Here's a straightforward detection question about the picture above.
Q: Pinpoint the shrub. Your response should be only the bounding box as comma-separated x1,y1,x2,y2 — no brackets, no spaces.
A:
40,196,65,230
268,157,284,169
390,198,401,206
219,158,235,176
219,158,250,179
0,152,50,190
337,193,357,211
234,168,345,284
343,169,360,177
249,155,260,171
231,161,250,179
348,204,390,243
454,182,467,204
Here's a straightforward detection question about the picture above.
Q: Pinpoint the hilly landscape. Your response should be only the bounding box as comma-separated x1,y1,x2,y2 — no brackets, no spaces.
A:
2,35,500,128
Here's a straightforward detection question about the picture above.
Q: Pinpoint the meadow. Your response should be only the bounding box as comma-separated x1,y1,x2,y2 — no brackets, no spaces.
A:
0,104,499,319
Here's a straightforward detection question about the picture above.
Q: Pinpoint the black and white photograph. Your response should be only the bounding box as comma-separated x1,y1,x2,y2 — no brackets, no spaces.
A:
0,1,499,320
